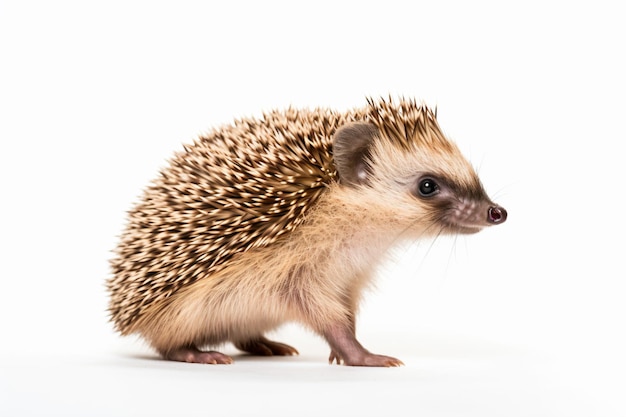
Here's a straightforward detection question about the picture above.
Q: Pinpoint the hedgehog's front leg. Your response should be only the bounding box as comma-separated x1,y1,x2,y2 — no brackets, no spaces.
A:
322,279,402,367
324,322,404,367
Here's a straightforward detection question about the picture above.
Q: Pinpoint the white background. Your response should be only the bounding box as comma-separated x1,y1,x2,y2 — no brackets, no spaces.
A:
1,1,624,416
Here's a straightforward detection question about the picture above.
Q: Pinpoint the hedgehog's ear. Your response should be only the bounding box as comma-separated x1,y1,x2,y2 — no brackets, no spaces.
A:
332,122,379,187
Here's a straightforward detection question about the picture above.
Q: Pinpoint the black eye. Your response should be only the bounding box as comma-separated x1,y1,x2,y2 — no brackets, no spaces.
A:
418,178,439,197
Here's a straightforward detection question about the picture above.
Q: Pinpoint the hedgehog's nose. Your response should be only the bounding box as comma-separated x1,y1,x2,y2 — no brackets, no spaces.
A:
487,206,507,224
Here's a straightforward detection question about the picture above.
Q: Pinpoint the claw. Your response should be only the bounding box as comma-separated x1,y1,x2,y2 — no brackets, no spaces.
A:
328,350,342,365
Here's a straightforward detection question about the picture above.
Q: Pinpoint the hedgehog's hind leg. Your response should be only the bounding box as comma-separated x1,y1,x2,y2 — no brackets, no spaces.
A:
234,336,299,356
160,346,234,364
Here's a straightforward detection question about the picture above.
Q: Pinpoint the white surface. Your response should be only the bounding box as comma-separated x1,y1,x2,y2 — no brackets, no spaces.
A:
1,1,624,416
0,332,613,417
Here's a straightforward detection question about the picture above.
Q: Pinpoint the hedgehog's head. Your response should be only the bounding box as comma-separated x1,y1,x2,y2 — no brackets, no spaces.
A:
332,101,506,237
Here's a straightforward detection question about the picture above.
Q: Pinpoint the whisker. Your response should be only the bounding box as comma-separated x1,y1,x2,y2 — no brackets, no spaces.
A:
384,214,444,279
490,182,514,202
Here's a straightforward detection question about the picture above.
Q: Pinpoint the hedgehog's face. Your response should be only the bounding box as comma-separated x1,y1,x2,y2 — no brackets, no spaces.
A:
333,121,507,237
409,173,507,235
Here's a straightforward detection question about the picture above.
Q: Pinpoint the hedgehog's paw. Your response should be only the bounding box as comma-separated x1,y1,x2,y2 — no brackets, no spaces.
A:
164,347,234,364
349,353,404,367
235,336,299,356
329,349,339,364
329,350,403,367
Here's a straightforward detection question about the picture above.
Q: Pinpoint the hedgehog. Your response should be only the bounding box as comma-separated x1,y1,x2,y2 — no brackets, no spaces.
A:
107,97,507,367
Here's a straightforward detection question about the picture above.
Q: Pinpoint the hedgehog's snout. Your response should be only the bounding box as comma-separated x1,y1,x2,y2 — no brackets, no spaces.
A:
487,206,507,224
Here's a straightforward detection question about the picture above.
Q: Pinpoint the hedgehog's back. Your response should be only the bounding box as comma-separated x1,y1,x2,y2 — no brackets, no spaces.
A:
108,107,360,333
